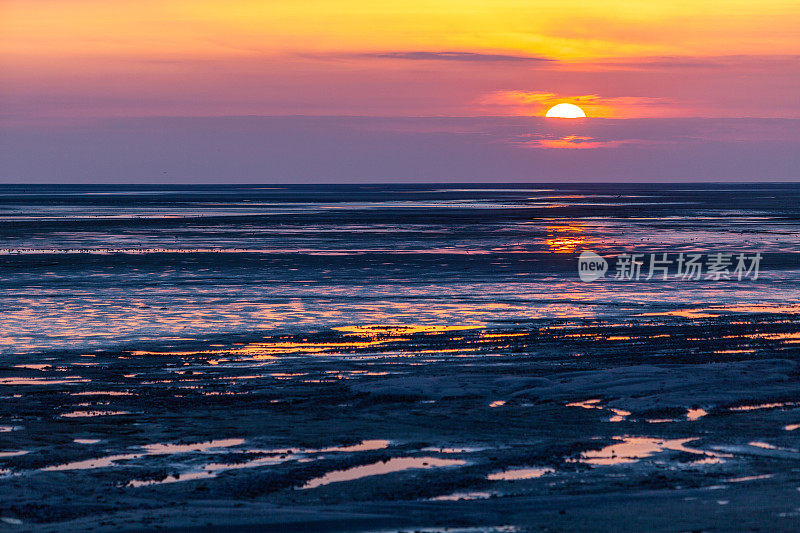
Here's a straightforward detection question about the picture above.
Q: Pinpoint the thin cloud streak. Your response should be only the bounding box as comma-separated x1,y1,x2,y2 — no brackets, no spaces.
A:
572,54,800,71
355,51,554,63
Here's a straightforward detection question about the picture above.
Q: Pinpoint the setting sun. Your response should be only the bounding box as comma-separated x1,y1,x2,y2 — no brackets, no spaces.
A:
546,103,587,119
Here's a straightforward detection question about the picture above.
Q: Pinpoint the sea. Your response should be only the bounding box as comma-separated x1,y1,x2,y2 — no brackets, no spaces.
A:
2,183,799,357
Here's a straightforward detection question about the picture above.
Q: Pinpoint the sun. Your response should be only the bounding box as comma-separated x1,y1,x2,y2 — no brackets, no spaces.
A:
545,103,587,119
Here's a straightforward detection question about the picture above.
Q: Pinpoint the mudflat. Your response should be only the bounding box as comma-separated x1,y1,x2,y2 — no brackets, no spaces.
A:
3,184,800,531
2,315,800,531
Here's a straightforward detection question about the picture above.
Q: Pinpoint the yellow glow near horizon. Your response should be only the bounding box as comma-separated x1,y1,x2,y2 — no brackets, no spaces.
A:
545,103,587,118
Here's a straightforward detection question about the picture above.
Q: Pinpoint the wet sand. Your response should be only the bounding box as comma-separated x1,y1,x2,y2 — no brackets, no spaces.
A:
2,312,800,531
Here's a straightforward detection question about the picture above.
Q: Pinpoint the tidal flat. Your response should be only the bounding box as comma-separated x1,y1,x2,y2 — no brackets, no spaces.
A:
2,315,800,531
2,184,800,530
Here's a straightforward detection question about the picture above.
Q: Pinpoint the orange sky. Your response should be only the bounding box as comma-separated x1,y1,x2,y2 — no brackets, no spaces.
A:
2,0,800,120
5,0,800,59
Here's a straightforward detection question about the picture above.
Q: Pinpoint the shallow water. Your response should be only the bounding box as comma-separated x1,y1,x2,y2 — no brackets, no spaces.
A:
487,467,554,480
577,437,729,466
2,183,800,356
301,456,466,489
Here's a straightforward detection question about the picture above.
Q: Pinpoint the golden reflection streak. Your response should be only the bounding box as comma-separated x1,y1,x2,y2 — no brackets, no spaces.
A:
333,324,483,336
132,339,409,358
544,223,589,253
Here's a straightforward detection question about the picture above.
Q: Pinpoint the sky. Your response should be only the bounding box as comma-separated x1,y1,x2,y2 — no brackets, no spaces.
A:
1,0,799,182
